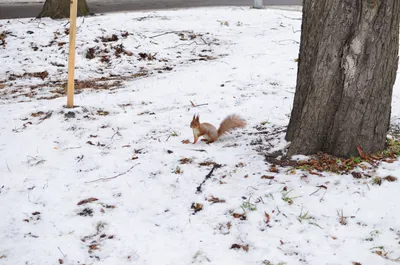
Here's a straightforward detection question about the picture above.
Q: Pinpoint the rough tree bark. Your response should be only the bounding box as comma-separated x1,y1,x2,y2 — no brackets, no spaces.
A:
286,0,400,158
37,0,90,19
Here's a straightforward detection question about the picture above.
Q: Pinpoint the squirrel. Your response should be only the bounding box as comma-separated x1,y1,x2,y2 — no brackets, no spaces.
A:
190,114,246,144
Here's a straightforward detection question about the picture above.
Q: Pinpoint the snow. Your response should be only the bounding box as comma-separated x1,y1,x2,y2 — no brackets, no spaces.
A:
0,0,129,4
1,6,400,265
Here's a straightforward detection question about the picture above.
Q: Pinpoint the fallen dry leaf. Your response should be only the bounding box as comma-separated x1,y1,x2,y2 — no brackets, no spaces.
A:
265,212,270,223
269,165,279,173
199,161,216,167
77,198,98,206
232,212,246,220
351,172,363,179
230,243,249,252
179,157,193,164
191,203,203,214
261,175,274,180
207,196,226,204
383,175,397,182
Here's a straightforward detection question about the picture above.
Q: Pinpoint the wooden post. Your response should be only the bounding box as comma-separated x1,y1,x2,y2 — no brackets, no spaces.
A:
254,0,263,9
66,0,78,108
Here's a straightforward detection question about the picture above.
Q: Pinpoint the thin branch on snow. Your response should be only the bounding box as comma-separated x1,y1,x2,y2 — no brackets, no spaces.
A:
149,31,178,38
5,162,11,172
57,247,66,259
292,26,301,33
279,14,302,20
169,41,203,49
196,163,222,194
273,39,300,45
111,127,122,139
149,31,192,39
85,163,139,184
190,101,209,108
190,149,207,153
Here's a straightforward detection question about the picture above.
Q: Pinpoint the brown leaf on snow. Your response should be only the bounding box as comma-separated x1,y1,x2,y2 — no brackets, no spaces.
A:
0,30,8,47
230,244,241,250
230,244,249,252
352,262,362,265
351,172,363,179
32,211,41,215
264,212,271,223
199,161,216,167
58,259,64,264
309,171,323,177
191,203,203,214
31,111,45,117
383,175,397,182
181,139,191,144
89,244,99,251
100,34,118,42
261,175,274,180
269,165,279,173
77,198,98,206
179,157,193,164
235,162,246,168
207,196,226,204
138,52,157,61
316,185,327,189
232,212,246,220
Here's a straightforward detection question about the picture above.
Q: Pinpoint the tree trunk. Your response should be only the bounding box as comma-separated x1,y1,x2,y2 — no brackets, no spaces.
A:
37,0,90,19
286,0,400,158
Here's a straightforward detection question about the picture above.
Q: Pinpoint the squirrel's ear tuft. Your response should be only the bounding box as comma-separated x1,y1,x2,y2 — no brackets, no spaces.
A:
192,114,196,120
196,115,200,121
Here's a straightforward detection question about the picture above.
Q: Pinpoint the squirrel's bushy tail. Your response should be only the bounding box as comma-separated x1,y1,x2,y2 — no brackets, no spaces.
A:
217,114,246,137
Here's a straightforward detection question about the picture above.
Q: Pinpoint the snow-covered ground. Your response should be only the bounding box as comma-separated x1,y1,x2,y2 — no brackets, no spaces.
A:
1,7,400,265
1,0,131,4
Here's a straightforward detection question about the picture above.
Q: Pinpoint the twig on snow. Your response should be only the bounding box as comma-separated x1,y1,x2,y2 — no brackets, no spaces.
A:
5,161,11,172
196,163,222,194
149,31,178,38
280,14,302,20
85,163,139,183
58,247,67,259
169,41,205,49
190,101,209,108
111,127,122,139
272,39,300,45
292,26,301,33
190,149,207,153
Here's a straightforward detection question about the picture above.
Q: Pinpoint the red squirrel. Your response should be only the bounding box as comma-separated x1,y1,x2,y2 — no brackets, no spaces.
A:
190,114,246,144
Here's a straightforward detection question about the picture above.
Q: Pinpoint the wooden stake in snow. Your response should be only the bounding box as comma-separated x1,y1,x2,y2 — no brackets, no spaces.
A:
253,0,263,9
66,0,78,108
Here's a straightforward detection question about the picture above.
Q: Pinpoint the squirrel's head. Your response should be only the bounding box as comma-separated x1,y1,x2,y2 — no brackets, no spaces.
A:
190,114,200,128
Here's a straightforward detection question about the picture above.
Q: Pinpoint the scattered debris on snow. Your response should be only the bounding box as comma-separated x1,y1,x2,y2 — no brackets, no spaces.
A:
1,6,400,265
